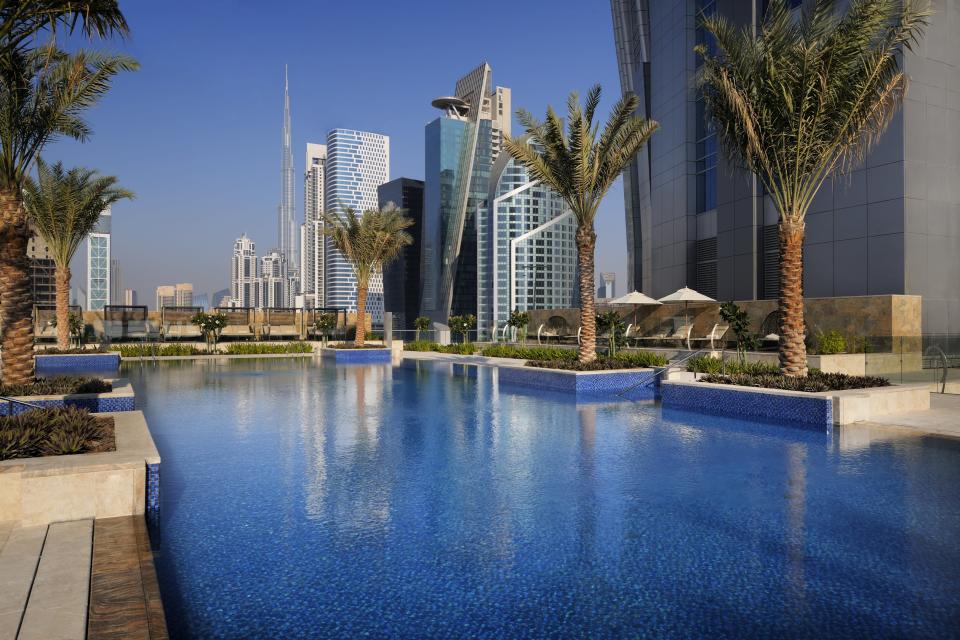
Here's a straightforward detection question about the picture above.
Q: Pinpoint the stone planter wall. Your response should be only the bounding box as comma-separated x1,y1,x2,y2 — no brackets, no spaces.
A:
0,379,135,416
0,411,160,526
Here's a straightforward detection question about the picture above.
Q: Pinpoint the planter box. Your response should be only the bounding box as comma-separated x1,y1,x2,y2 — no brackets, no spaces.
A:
808,353,866,376
0,378,135,416
34,352,120,375
0,411,160,526
661,380,929,428
497,364,658,399
320,347,391,364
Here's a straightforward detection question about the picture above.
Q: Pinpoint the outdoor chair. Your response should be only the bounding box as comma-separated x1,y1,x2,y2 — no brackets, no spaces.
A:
264,308,300,340
691,324,729,350
666,323,693,349
635,319,675,346
103,305,149,342
216,308,255,340
161,306,202,341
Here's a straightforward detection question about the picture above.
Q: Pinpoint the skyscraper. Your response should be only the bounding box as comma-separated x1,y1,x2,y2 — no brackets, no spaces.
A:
110,258,122,306
300,143,327,306
421,62,511,324
324,128,390,323
27,227,56,307
86,208,111,310
231,234,259,308
378,178,425,331
123,289,137,306
155,283,193,309
478,146,577,338
259,249,291,308
610,0,960,332
279,66,297,276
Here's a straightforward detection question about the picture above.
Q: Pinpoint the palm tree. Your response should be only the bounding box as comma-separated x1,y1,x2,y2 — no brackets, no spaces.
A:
696,0,930,376
0,1,129,59
504,86,658,363
23,159,133,349
322,204,413,346
0,44,137,383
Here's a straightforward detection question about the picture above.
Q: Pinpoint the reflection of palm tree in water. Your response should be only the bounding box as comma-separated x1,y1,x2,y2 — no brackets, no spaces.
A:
786,444,807,607
576,405,597,561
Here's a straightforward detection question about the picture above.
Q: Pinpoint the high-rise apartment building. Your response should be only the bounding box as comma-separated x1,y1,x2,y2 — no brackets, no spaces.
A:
211,288,230,309
420,62,511,324
110,259,122,306
378,178,425,331
155,283,192,309
300,143,327,307
231,234,259,308
27,228,56,307
598,273,616,300
324,128,390,323
86,208,111,310
610,0,960,332
123,289,137,306
278,66,298,276
478,148,577,338
259,249,291,308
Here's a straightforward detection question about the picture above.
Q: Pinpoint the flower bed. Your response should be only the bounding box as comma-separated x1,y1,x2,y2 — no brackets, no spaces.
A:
1,376,111,397
0,407,115,461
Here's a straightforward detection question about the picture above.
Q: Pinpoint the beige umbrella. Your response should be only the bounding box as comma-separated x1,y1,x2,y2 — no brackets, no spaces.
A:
609,290,662,326
657,287,716,349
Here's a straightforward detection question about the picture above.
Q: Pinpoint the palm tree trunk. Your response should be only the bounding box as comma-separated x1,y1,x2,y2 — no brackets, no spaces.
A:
55,264,71,350
778,221,807,376
576,226,597,363
0,188,35,384
355,284,367,347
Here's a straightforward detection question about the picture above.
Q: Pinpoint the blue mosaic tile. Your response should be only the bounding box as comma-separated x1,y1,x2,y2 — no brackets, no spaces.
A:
146,462,160,512
497,365,658,400
660,382,833,430
321,348,392,364
34,353,120,375
0,393,135,415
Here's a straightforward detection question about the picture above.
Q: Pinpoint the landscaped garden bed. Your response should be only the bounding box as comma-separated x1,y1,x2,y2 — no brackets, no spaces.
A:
405,341,476,355
528,351,668,371
111,342,313,358
698,370,889,392
1,376,112,397
0,406,115,461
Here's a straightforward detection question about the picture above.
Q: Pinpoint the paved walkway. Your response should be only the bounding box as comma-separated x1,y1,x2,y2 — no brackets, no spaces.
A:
0,517,167,640
861,393,960,439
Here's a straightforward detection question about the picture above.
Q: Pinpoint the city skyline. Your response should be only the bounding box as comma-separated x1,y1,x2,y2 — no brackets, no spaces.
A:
43,0,625,303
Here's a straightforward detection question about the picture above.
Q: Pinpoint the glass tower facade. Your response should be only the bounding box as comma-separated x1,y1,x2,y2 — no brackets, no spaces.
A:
324,128,389,324
86,209,111,310
478,151,578,338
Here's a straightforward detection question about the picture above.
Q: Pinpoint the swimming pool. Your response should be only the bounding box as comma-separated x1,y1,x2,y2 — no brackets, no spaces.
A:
129,358,960,638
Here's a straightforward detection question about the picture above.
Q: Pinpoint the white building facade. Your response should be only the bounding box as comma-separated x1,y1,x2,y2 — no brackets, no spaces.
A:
300,143,327,308
259,249,291,308
231,234,259,308
86,208,111,310
324,129,389,324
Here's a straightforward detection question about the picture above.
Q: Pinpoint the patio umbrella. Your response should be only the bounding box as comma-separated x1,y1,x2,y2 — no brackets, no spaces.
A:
657,287,716,349
609,290,662,326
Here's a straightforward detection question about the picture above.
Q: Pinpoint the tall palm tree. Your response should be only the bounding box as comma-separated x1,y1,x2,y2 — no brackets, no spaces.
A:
696,0,930,376
0,0,129,59
504,86,658,363
0,44,137,383
23,159,133,349
322,204,413,346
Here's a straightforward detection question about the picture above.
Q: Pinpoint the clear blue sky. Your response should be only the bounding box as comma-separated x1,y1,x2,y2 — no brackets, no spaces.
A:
49,0,628,304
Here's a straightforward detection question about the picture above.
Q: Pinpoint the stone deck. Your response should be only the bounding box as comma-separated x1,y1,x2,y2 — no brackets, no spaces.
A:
0,516,166,640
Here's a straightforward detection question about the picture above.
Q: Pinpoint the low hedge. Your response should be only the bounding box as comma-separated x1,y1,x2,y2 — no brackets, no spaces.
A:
699,370,890,392
527,351,668,371
0,376,112,397
36,346,109,354
0,407,115,460
405,341,476,355
479,345,577,361
111,344,202,357
226,342,313,354
326,343,388,349
686,356,780,376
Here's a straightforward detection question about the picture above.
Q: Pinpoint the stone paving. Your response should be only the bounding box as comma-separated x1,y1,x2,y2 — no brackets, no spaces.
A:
861,393,960,439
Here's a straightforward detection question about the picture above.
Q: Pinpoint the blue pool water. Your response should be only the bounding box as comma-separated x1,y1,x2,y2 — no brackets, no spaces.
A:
128,358,960,639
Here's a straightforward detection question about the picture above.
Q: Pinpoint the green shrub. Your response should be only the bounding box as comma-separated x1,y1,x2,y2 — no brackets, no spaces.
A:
686,356,780,375
226,342,313,355
404,341,475,355
111,344,202,357
0,407,114,461
527,350,668,371
816,330,847,355
479,345,577,361
0,376,111,397
700,370,888,392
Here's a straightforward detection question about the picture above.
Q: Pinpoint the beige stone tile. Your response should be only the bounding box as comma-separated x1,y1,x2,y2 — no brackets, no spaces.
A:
0,473,22,523
17,606,87,640
95,469,134,517
0,610,24,640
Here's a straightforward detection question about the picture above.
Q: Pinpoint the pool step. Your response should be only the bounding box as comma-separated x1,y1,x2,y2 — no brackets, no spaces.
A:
0,517,167,640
